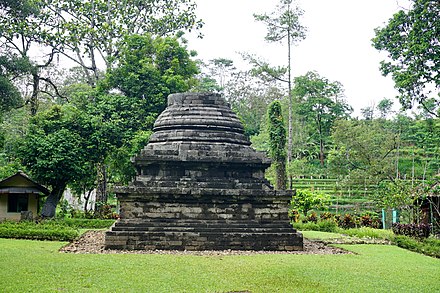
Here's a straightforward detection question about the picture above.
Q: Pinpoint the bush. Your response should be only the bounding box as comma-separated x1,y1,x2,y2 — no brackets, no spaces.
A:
61,218,115,229
320,212,333,221
0,220,79,241
394,235,440,258
305,212,318,223
336,214,356,229
340,227,394,240
291,189,330,217
289,210,300,223
392,223,431,239
292,219,338,233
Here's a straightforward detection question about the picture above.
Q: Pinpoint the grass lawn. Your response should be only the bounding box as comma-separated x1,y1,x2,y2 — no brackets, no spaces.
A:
0,238,439,292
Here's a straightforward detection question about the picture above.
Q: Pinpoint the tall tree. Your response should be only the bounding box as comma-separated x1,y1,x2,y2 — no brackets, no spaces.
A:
95,33,199,206
267,100,287,190
329,119,399,183
47,0,202,86
294,71,352,167
254,0,307,163
377,98,394,119
372,0,440,116
18,105,102,217
0,0,202,114
224,70,284,137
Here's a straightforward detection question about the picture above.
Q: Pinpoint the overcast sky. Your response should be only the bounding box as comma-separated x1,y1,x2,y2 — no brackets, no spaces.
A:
186,0,410,117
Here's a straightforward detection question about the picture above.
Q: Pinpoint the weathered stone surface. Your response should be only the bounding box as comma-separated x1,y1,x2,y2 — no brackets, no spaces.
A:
105,92,303,251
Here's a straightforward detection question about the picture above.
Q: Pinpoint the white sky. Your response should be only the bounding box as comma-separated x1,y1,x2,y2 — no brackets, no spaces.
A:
186,0,409,117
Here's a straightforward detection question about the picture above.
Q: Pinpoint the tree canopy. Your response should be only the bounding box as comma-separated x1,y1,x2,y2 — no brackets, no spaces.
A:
372,0,440,116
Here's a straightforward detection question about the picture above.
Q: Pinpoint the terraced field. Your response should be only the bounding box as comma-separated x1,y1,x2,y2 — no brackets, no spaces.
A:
291,178,377,213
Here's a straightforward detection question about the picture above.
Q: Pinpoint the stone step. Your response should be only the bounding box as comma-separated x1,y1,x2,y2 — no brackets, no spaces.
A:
113,219,292,229
110,225,294,233
105,229,302,251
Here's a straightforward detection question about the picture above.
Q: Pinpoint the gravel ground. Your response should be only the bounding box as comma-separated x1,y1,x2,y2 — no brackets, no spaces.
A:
60,230,352,255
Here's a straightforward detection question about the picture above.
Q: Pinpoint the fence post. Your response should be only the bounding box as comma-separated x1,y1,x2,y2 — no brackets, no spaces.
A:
392,209,399,224
382,208,386,229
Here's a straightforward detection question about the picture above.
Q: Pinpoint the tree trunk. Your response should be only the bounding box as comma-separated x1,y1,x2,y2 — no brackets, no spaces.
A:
30,72,40,116
95,163,107,213
275,161,287,190
41,183,67,218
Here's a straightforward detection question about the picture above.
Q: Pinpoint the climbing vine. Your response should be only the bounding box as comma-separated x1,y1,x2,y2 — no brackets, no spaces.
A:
268,100,287,190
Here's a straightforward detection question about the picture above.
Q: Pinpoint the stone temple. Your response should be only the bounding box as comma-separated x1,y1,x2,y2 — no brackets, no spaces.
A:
105,92,303,251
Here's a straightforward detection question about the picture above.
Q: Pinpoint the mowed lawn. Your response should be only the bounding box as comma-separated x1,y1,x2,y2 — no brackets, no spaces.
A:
0,238,439,292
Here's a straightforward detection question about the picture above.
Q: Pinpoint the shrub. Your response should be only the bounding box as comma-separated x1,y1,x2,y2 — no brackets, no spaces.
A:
0,220,79,241
306,212,318,223
291,189,330,217
317,219,338,233
292,219,338,233
337,213,356,229
320,212,333,221
392,223,431,239
341,227,394,240
289,210,300,223
61,218,115,229
393,235,440,258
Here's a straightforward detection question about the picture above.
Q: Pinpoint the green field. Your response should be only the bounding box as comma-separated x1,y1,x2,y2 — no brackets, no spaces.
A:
1,238,439,292
291,178,380,212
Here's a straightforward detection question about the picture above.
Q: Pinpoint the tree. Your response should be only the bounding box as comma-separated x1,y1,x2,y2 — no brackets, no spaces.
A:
101,34,199,115
94,33,199,206
290,189,329,217
46,0,202,86
329,119,398,182
224,70,284,137
18,105,101,217
294,71,352,167
267,100,287,190
372,0,440,116
0,0,202,115
377,98,394,119
254,0,307,163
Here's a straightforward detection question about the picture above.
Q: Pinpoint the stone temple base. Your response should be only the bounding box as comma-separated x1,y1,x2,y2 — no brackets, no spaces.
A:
105,92,303,251
105,189,303,251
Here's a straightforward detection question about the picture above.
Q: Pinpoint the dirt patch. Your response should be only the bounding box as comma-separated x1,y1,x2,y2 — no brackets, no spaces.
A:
60,230,352,255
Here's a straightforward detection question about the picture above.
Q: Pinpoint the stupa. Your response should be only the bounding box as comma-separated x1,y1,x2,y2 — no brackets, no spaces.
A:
105,92,303,251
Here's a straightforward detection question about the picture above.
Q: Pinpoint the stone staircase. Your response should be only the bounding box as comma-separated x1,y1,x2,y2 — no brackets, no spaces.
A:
106,218,302,251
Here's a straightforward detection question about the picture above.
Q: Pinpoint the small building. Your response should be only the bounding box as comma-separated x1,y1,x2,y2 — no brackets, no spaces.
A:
421,179,440,234
0,171,49,221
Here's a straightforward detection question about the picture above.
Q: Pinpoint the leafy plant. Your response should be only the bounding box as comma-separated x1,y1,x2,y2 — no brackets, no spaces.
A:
394,235,440,258
0,220,79,241
336,213,356,229
291,189,330,216
392,223,431,239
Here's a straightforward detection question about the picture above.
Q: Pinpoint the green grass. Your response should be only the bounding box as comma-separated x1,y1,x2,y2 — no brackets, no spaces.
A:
0,239,439,292
301,230,345,240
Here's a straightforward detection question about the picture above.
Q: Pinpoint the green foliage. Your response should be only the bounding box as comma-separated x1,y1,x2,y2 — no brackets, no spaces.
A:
372,0,440,115
392,223,431,239
226,70,282,138
18,105,98,189
101,34,199,115
374,179,416,209
293,71,352,166
0,55,32,114
394,235,440,258
268,100,286,161
292,219,338,233
267,100,287,189
341,227,394,241
329,119,397,179
291,189,330,216
0,220,79,241
60,218,115,229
